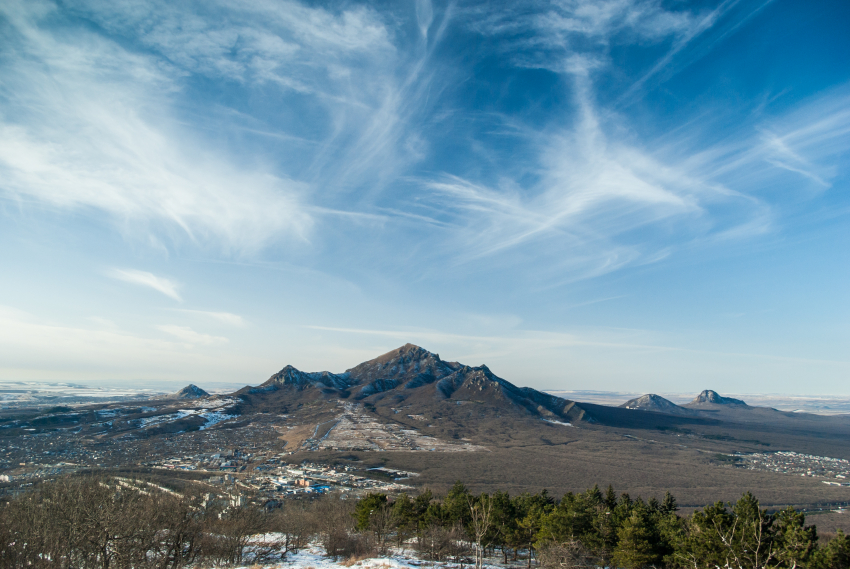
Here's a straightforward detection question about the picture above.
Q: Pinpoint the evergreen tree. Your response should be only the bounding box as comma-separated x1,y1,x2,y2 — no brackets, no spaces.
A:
517,503,546,569
603,485,618,511
421,500,447,529
412,488,434,521
648,496,661,514
490,490,516,562
731,491,777,569
661,491,678,515
393,493,417,547
539,492,596,545
654,506,684,568
612,509,658,569
444,481,472,527
676,501,735,568
354,493,387,531
811,530,850,569
773,506,818,568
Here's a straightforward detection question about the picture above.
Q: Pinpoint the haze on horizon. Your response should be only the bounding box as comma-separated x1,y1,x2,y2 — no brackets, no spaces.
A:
0,0,848,395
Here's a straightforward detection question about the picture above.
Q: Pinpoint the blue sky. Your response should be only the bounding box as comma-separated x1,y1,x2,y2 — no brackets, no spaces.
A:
1,0,848,394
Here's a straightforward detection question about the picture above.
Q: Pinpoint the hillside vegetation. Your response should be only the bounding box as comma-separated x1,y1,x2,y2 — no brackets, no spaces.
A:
2,474,849,569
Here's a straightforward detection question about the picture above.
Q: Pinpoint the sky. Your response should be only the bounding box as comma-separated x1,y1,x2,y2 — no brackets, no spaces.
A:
0,0,848,395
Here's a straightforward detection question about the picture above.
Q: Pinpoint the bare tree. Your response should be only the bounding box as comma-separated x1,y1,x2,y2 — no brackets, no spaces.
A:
537,540,600,569
269,502,316,558
313,493,360,559
468,495,494,569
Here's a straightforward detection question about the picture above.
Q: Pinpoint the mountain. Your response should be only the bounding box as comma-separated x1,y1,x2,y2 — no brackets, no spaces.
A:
620,394,696,416
686,390,747,407
173,384,209,399
240,343,588,423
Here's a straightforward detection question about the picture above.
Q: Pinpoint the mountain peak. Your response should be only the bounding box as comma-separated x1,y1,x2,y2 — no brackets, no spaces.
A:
689,390,747,406
344,343,456,384
368,343,440,365
174,384,209,399
262,365,349,390
620,394,694,416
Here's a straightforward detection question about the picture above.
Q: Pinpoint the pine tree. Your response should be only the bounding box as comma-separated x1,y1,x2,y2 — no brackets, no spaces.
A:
661,491,678,515
354,493,387,531
603,485,618,511
731,491,777,569
774,506,817,568
675,501,734,568
490,490,516,563
444,481,472,527
393,493,417,548
612,509,658,569
811,529,850,569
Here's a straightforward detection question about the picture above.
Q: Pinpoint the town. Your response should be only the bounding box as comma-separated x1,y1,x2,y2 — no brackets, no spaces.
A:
740,451,850,485
146,450,416,499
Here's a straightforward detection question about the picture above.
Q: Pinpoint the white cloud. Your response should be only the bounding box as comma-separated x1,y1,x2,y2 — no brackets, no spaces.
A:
421,74,763,281
156,325,228,345
0,0,313,254
108,269,182,301
71,0,394,87
176,310,246,327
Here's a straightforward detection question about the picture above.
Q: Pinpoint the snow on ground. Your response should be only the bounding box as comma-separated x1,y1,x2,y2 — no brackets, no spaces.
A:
232,541,516,569
198,409,232,430
138,398,237,430
232,545,496,569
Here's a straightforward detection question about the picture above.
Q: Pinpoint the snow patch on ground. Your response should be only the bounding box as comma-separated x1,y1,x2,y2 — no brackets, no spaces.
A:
198,410,232,430
232,542,504,569
138,413,180,427
137,398,237,430
543,419,573,427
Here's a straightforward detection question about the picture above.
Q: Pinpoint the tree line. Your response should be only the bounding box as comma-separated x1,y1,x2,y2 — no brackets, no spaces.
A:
1,475,848,568
352,482,849,569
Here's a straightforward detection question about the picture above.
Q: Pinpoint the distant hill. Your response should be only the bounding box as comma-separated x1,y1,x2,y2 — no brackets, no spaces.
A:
238,343,589,423
620,394,696,416
173,384,209,399
686,390,748,407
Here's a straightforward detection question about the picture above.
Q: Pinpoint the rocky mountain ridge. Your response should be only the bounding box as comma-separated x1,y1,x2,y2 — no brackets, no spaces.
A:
245,343,587,423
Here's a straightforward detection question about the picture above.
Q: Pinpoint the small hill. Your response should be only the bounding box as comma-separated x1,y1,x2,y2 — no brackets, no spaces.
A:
687,390,747,407
620,394,695,416
173,384,209,399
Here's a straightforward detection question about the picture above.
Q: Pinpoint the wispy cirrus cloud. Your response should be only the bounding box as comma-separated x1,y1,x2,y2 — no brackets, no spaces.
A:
464,0,724,70
0,0,322,253
108,269,181,301
69,0,438,200
175,310,246,328
155,325,227,345
684,85,850,197
421,73,766,281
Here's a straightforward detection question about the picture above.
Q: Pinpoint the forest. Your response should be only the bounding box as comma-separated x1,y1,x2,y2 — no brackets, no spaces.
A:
1,475,848,569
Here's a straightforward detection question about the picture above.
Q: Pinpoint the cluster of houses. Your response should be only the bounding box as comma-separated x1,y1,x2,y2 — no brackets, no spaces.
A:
742,451,850,485
145,449,415,500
